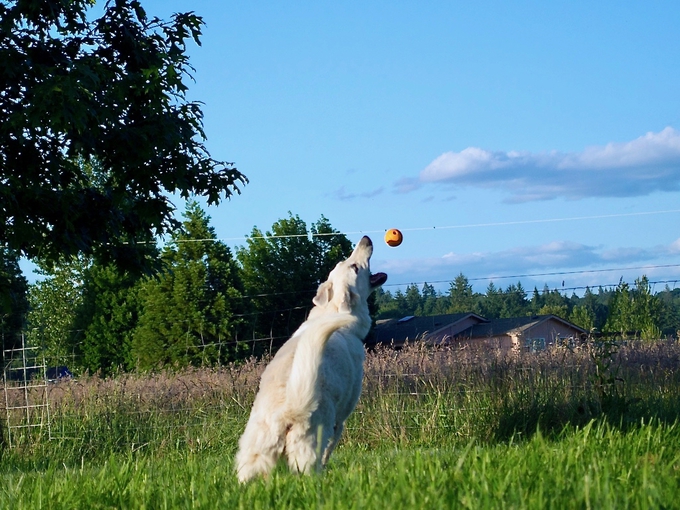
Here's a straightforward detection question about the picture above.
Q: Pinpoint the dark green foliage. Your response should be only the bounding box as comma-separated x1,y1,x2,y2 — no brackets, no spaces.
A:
374,288,409,319
0,245,28,353
22,210,354,369
658,285,680,336
74,263,145,375
375,283,448,320
569,286,608,332
25,255,146,374
604,277,663,339
0,0,246,271
447,273,478,313
376,279,537,321
311,216,355,283
418,282,442,315
530,284,570,318
374,275,678,339
479,281,503,319
405,283,423,314
501,282,528,317
236,213,353,351
131,202,246,369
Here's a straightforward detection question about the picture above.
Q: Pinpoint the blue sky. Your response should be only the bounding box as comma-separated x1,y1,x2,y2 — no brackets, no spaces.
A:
142,0,680,294
27,1,680,295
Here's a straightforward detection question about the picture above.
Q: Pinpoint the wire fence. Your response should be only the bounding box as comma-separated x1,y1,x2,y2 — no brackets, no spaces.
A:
3,336,680,450
2,336,52,447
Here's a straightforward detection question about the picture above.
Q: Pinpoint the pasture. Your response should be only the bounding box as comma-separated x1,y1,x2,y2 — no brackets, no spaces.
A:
2,341,680,508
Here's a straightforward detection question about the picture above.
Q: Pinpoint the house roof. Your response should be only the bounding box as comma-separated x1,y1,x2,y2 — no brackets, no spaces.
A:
369,313,587,346
369,313,484,345
455,314,587,339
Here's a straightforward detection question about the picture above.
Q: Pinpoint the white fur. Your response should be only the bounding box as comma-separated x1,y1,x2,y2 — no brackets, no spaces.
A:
235,236,386,482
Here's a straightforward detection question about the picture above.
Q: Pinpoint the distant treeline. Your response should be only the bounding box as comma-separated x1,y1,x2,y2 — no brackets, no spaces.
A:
2,206,678,376
374,273,680,339
1,206,354,374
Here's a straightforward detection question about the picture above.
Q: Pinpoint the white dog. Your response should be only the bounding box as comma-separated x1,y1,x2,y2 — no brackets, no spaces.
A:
235,236,387,482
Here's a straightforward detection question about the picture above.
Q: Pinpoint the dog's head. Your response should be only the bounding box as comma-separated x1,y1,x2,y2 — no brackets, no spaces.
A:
313,236,388,314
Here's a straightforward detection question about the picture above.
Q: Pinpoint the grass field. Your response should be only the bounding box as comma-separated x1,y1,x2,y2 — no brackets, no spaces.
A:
2,341,680,508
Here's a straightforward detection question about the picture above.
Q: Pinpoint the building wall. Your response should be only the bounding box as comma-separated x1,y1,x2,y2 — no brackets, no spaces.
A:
374,317,584,352
451,320,584,353
525,321,582,344
452,334,514,352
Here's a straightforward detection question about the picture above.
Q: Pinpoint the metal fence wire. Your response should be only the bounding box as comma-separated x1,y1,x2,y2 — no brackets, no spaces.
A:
2,338,680,449
2,336,52,447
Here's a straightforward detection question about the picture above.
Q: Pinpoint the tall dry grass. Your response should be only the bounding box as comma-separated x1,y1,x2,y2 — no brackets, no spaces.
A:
350,339,680,448
2,339,680,462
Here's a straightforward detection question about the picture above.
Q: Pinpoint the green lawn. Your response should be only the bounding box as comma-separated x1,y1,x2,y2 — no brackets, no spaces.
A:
2,420,679,509
2,342,680,508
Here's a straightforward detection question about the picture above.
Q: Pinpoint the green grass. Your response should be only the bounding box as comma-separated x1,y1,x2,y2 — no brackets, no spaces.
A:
2,421,679,509
2,341,680,508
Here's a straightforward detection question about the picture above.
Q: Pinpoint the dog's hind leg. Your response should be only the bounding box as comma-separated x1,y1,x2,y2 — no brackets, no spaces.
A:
284,423,320,475
284,419,335,475
235,416,287,483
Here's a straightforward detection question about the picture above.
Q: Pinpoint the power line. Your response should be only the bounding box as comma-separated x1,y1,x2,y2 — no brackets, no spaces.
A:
206,264,680,301
209,263,680,300
160,208,680,244
383,263,680,289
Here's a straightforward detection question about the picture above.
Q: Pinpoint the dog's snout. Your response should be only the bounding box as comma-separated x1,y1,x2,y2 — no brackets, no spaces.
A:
350,236,374,259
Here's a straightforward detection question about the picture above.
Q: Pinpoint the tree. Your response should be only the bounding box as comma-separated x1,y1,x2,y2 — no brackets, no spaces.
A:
391,289,410,318
236,214,353,350
310,216,355,283
570,304,596,332
73,262,145,374
404,284,422,314
0,246,28,353
657,285,680,337
448,273,477,313
0,0,246,270
132,202,246,369
604,277,662,339
418,283,441,316
25,256,88,361
373,287,393,318
501,282,528,318
531,285,570,319
478,281,503,319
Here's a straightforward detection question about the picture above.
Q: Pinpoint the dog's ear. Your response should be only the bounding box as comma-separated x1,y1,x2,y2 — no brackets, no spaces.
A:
313,281,332,307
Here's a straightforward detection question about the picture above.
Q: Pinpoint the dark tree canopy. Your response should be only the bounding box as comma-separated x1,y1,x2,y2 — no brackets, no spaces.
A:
0,0,246,270
0,245,28,351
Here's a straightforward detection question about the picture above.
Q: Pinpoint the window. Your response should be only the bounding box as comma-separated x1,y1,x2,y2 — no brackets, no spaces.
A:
525,337,546,352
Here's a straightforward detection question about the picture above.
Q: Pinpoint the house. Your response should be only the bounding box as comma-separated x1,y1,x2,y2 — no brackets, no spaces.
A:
369,313,587,352
367,313,486,348
453,314,587,352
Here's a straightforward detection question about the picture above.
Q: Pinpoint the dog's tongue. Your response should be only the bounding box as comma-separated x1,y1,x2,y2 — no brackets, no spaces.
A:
370,272,388,287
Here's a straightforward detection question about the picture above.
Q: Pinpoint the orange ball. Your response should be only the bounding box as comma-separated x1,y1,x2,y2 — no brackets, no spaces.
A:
385,228,403,247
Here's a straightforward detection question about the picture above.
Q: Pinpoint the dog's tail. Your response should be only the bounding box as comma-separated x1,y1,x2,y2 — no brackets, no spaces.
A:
285,313,358,420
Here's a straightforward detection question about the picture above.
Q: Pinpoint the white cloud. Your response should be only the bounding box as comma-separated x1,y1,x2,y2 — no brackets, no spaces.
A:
416,127,680,202
669,238,680,254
